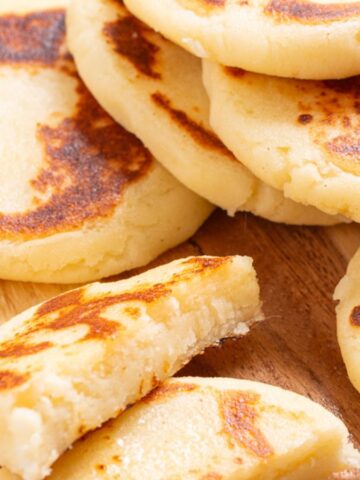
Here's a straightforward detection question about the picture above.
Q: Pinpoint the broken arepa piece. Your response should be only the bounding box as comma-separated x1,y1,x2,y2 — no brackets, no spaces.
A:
2,377,359,480
67,0,342,225
0,255,263,480
0,0,211,284
335,247,360,395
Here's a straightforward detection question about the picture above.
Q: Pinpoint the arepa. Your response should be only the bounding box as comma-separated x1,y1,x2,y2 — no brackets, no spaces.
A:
2,377,359,479
204,62,360,222
0,255,263,480
66,0,342,225
0,0,211,284
335,248,360,395
123,0,360,79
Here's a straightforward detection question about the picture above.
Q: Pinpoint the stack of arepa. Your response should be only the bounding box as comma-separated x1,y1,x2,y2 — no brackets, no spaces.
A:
0,0,360,479
106,0,360,224
0,0,355,285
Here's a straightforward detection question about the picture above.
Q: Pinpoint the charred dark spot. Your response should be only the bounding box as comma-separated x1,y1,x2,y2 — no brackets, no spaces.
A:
184,256,230,270
152,92,234,159
265,0,360,23
297,113,313,125
0,10,66,66
103,15,161,79
35,284,171,341
350,306,360,326
219,391,273,458
143,381,198,403
0,371,29,390
324,77,360,95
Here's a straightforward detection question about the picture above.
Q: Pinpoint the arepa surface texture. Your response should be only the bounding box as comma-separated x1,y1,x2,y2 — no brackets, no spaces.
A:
123,0,360,79
204,62,360,222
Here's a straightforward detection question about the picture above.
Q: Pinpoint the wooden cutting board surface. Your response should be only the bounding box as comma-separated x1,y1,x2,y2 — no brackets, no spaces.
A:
1,210,360,474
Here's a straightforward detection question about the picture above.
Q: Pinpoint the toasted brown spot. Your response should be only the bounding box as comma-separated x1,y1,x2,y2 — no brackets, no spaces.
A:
96,464,106,472
0,371,29,390
177,0,225,15
143,381,199,403
201,474,223,480
104,14,161,79
293,76,360,175
219,391,273,458
152,92,234,159
265,0,360,23
225,67,246,78
124,306,141,318
297,113,313,124
350,306,360,326
183,256,230,271
0,257,226,367
112,455,122,463
0,342,52,358
0,11,152,239
0,10,65,66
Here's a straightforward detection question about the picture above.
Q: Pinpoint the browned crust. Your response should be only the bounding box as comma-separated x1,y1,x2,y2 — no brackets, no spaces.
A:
219,390,273,458
265,0,360,23
0,371,29,390
0,257,231,389
224,67,247,79
143,381,199,403
151,92,235,160
201,474,223,480
176,0,225,15
297,113,313,125
0,10,153,239
350,306,360,326
0,10,66,66
103,13,161,79
289,77,360,175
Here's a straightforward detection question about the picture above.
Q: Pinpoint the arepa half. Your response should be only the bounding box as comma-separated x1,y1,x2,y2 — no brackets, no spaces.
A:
1,377,359,479
0,255,263,480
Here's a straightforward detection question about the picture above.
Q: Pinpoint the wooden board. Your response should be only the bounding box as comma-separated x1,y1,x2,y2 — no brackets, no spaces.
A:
1,210,360,476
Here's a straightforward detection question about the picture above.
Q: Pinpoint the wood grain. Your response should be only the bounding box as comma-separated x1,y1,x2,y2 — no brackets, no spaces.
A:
1,210,360,475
